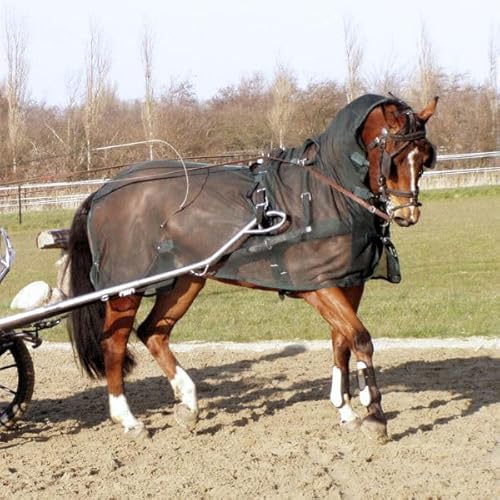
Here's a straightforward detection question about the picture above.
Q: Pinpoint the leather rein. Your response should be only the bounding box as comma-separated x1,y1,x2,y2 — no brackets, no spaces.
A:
93,104,427,226
266,155,392,223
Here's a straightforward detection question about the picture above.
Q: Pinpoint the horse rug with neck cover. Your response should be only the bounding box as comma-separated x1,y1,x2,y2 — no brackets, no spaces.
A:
86,94,401,293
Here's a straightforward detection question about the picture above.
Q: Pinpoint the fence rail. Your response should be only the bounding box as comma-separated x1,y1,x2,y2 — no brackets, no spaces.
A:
1,151,499,218
436,150,500,161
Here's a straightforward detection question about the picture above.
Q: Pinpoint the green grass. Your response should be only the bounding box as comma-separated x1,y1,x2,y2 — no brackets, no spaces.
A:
1,186,499,342
360,186,500,338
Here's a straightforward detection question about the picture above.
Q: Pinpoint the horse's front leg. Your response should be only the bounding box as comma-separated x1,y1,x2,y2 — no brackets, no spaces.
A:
352,332,388,440
301,286,388,441
102,296,146,436
330,330,361,429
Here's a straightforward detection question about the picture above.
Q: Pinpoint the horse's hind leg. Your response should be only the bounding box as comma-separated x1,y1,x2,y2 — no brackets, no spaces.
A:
102,295,145,435
137,275,206,431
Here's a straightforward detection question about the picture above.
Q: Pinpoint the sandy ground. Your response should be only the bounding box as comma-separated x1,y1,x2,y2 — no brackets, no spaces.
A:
1,343,499,499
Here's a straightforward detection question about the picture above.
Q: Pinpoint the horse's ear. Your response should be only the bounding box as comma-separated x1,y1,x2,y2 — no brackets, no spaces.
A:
417,96,439,123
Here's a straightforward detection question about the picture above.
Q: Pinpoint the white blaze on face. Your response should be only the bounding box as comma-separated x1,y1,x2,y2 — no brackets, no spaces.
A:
109,394,143,431
408,147,419,220
391,146,420,222
408,147,418,194
170,366,198,412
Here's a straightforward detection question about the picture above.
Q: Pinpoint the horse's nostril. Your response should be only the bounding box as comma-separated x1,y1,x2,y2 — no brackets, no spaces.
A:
394,217,411,227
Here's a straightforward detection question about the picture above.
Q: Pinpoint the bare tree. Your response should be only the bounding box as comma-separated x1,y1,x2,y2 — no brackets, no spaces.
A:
141,24,156,160
65,74,82,155
369,48,406,97
3,11,29,175
82,23,110,170
267,63,296,149
416,21,440,106
343,17,364,102
208,72,270,152
294,80,343,138
487,25,499,147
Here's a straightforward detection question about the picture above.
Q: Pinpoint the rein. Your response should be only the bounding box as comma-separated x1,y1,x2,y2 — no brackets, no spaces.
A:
157,153,393,223
86,101,427,226
97,154,392,223
266,156,392,223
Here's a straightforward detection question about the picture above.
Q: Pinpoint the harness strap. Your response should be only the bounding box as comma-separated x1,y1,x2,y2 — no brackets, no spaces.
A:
254,187,268,227
304,165,390,222
301,167,313,232
267,156,391,223
386,129,426,142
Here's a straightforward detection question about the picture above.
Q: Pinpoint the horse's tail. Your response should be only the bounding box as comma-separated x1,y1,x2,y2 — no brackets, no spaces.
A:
67,193,135,379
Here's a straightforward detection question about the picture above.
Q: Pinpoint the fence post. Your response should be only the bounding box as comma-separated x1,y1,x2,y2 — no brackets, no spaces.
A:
17,184,22,224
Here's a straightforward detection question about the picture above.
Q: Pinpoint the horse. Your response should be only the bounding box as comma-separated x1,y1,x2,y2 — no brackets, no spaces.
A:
67,94,438,441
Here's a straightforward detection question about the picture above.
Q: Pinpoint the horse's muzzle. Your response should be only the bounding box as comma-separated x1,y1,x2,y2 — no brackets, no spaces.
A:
393,206,420,227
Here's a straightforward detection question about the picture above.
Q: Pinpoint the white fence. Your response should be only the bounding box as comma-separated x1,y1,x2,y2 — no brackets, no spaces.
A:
420,150,500,189
420,165,500,190
1,151,499,217
0,179,105,216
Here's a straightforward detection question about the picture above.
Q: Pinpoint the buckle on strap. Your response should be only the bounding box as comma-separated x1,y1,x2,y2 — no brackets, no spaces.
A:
301,191,312,233
357,365,377,391
253,187,269,227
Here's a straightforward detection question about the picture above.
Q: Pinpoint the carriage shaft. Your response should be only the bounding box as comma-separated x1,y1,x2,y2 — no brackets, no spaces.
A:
0,213,285,332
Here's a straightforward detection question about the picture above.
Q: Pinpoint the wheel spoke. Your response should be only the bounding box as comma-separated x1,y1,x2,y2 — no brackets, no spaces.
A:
0,339,34,427
0,383,17,396
0,363,17,371
1,352,19,401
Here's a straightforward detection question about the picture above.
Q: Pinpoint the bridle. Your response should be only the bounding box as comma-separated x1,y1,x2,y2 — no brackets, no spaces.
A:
264,102,431,226
367,103,428,217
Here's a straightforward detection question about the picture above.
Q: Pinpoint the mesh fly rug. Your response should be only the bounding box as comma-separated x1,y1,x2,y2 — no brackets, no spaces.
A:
86,94,400,293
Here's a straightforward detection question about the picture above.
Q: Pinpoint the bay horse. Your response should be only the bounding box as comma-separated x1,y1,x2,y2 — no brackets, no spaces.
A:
67,94,438,441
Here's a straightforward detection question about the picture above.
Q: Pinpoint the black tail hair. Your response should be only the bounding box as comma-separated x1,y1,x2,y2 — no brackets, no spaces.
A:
67,193,135,379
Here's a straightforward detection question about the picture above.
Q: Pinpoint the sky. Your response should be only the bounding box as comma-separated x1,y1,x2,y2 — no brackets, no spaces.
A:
0,0,498,106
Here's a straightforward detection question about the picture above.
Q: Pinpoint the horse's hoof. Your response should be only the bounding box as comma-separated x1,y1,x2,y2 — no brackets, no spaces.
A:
174,404,198,432
361,415,389,443
340,417,362,431
125,424,150,441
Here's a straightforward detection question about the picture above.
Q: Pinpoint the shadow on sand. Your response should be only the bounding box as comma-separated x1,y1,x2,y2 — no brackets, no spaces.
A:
3,345,498,442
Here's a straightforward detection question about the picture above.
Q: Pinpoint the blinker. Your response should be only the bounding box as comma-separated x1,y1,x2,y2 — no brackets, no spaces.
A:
424,142,437,170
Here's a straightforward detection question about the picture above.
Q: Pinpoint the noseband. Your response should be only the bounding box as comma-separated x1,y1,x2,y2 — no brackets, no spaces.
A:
367,105,427,216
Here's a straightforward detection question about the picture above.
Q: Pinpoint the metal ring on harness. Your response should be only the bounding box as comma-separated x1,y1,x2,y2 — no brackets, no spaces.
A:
245,210,287,234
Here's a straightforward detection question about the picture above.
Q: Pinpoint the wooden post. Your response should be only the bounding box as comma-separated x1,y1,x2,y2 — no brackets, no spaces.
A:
17,184,22,224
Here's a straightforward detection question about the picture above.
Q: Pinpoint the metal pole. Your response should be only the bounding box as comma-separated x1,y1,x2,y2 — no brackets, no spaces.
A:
0,212,286,331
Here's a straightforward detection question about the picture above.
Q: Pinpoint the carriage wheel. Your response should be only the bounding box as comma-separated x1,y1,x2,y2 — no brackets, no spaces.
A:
0,338,35,428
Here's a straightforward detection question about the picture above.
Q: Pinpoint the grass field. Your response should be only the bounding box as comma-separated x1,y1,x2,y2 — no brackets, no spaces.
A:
1,185,499,342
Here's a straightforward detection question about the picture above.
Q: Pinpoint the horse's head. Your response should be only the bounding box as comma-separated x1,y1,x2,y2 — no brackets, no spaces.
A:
361,97,438,227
